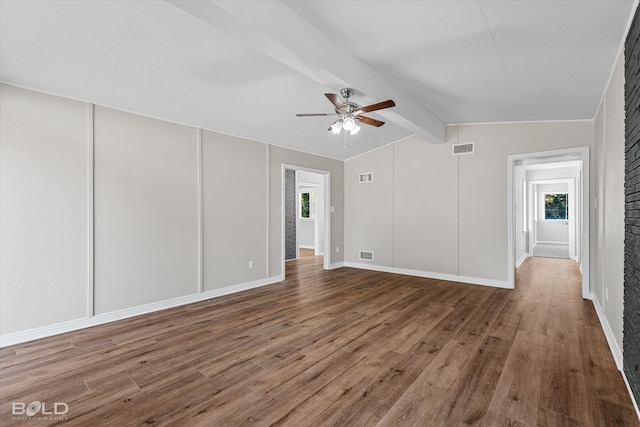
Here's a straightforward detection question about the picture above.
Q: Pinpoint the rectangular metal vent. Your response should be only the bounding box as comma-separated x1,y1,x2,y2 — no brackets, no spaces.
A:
359,250,374,261
452,142,475,156
359,172,374,183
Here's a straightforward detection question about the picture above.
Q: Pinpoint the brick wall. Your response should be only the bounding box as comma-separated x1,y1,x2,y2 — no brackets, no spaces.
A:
624,5,640,405
285,168,297,260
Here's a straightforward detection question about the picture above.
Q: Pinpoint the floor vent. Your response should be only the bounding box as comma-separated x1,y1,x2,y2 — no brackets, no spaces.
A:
452,142,474,156
359,250,374,261
359,172,374,183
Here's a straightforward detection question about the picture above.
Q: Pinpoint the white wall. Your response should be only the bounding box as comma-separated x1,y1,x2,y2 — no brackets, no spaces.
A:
394,137,459,274
536,183,570,244
594,52,626,360
297,219,315,248
94,107,199,313
0,84,344,342
201,130,268,290
344,121,594,286
0,85,88,334
345,145,395,267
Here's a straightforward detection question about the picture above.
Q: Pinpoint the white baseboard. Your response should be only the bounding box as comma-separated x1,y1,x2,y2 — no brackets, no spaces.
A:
591,295,640,417
516,253,529,268
591,294,623,370
328,262,345,270
344,262,511,289
623,368,640,422
298,245,314,249
0,275,284,348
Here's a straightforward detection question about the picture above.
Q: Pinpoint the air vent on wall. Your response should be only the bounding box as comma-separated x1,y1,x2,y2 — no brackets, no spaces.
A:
359,172,374,183
452,142,475,156
359,250,374,261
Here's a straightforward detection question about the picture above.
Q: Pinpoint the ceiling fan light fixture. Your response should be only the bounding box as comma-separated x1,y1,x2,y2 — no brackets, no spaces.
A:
342,116,356,131
296,88,395,140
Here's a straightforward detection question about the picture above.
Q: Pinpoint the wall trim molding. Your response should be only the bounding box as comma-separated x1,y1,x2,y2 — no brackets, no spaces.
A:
594,289,640,419
344,262,510,289
196,128,203,293
329,262,345,270
86,103,95,317
516,253,529,268
0,275,284,348
592,294,624,370
624,368,640,422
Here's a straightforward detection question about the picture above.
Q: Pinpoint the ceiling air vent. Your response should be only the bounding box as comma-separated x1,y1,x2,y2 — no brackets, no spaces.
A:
359,250,374,261
359,172,374,183
452,142,475,156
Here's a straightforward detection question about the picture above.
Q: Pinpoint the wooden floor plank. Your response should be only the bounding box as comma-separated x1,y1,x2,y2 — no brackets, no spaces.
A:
488,330,546,423
0,251,637,426
482,410,527,427
430,335,513,426
376,338,482,426
539,329,589,423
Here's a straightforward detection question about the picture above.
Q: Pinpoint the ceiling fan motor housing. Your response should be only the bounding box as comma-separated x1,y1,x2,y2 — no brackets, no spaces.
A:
340,87,354,100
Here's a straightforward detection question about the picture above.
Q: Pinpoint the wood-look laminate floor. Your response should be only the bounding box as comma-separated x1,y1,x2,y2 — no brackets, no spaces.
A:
1,251,638,426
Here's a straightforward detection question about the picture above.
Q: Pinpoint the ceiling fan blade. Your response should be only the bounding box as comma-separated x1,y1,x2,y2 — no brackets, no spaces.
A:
357,115,385,127
355,99,395,114
325,93,344,109
296,113,334,117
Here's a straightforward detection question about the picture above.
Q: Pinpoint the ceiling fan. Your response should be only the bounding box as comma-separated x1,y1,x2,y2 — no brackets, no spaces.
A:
296,88,395,136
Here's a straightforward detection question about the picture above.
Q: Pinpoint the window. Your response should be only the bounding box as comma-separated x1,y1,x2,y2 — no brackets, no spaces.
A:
544,193,568,220
300,191,315,218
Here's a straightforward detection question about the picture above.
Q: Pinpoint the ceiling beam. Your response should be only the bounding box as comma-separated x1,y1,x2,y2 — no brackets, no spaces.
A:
167,0,446,143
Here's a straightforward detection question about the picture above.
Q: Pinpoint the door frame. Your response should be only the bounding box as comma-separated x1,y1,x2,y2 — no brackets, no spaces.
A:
507,146,590,298
281,164,331,277
296,179,322,257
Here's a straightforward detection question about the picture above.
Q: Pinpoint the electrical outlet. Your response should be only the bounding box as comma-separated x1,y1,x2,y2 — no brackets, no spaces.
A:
336,246,340,253
248,260,254,269
605,286,609,301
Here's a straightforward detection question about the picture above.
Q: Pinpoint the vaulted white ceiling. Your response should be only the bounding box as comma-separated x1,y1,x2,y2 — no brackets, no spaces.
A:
0,1,635,160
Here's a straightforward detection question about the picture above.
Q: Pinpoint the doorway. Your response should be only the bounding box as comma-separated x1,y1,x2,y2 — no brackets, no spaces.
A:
508,147,590,298
296,170,325,259
528,177,576,260
282,164,331,278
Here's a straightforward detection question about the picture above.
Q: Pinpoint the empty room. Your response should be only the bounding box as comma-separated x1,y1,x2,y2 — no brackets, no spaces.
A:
1,1,640,425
